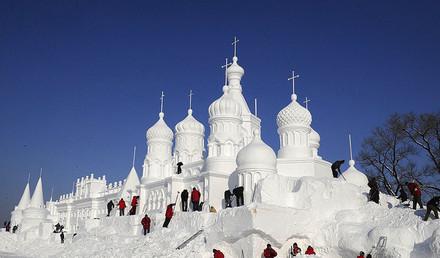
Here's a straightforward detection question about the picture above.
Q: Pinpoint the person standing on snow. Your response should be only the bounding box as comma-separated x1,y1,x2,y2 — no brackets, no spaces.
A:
118,198,126,216
213,249,224,258
367,177,380,204
130,196,138,215
191,187,201,211
304,245,316,255
290,242,301,256
357,251,365,258
331,160,345,178
263,244,277,258
107,200,114,216
233,186,244,206
424,196,440,221
163,203,175,228
224,190,233,208
141,214,151,235
181,189,189,212
60,231,65,244
406,182,423,209
397,186,408,203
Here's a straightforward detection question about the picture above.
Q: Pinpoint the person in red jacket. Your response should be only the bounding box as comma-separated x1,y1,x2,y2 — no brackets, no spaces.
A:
263,244,277,258
191,187,201,211
118,198,126,216
357,251,365,258
141,214,151,235
163,203,175,228
291,242,301,256
130,196,138,215
304,245,316,255
213,249,224,258
406,182,423,209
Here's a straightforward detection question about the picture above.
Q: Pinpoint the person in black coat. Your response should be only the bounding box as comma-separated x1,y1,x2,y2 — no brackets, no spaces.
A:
397,187,408,203
331,160,345,178
176,162,183,174
107,200,115,216
224,190,233,208
424,196,440,221
60,231,65,244
368,177,380,204
181,189,189,212
233,186,244,207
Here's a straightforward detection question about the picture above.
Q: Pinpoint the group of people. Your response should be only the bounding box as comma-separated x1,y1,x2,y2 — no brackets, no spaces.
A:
106,196,140,217
180,187,201,212
3,221,18,233
332,159,439,222
357,251,372,258
262,243,316,257
224,186,244,208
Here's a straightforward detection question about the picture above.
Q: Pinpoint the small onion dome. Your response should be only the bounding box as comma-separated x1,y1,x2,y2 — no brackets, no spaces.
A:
236,130,277,171
342,160,369,187
208,86,242,119
227,56,244,83
175,109,205,135
146,112,173,141
277,94,312,128
309,128,321,148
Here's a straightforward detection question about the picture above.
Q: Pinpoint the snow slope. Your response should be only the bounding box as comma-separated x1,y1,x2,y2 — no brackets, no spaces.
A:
1,175,440,258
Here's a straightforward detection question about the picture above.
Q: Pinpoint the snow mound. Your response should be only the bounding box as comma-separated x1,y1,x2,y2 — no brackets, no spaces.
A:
1,176,440,257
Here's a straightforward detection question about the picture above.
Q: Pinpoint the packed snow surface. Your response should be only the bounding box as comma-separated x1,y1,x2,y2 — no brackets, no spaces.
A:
2,176,440,257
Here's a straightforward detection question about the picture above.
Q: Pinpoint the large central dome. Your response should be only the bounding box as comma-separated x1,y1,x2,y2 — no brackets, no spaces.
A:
236,130,277,171
208,86,242,119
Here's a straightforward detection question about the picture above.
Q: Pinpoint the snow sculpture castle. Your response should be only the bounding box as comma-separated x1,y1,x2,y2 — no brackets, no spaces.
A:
12,39,365,234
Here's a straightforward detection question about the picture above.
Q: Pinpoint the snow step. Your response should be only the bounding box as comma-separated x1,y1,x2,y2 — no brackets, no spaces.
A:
176,229,204,250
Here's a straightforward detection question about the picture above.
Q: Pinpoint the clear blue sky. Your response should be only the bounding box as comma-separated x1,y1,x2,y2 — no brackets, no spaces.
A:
1,0,439,221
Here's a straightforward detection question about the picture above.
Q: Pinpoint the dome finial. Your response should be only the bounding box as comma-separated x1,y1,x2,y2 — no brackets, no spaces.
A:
254,98,258,117
132,146,136,167
188,89,193,110
288,70,300,97
232,36,239,59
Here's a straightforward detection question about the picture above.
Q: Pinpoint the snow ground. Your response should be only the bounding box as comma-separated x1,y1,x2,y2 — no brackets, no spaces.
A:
1,176,440,258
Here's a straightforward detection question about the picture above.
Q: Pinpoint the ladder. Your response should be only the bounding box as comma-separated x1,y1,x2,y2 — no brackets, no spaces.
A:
176,229,204,250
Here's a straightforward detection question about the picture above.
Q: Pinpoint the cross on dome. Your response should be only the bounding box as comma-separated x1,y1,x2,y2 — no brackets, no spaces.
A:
288,70,300,100
221,58,232,86
232,36,239,58
188,89,194,110
160,91,165,117
348,134,355,166
304,97,311,110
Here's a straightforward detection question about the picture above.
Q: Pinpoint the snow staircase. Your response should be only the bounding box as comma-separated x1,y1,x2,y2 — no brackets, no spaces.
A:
369,236,387,257
176,229,204,250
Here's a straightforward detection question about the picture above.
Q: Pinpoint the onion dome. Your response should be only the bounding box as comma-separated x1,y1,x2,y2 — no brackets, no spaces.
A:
342,160,369,187
309,128,321,148
227,56,244,88
175,109,205,135
236,130,277,171
146,112,173,141
208,86,242,119
277,94,312,128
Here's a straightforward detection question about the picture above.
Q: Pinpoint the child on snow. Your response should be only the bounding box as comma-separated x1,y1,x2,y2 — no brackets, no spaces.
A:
290,242,301,256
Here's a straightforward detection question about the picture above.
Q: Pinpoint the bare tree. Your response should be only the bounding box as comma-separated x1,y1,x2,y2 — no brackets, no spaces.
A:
401,112,440,174
358,114,417,196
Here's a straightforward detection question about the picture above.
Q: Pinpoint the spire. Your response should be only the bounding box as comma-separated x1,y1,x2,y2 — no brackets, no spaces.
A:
348,134,355,166
119,166,140,199
188,89,194,115
288,70,300,101
50,187,53,202
17,180,31,210
132,146,136,167
254,98,258,117
29,174,44,208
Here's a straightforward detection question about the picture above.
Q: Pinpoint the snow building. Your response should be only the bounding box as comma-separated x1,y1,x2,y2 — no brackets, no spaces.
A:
12,42,339,233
